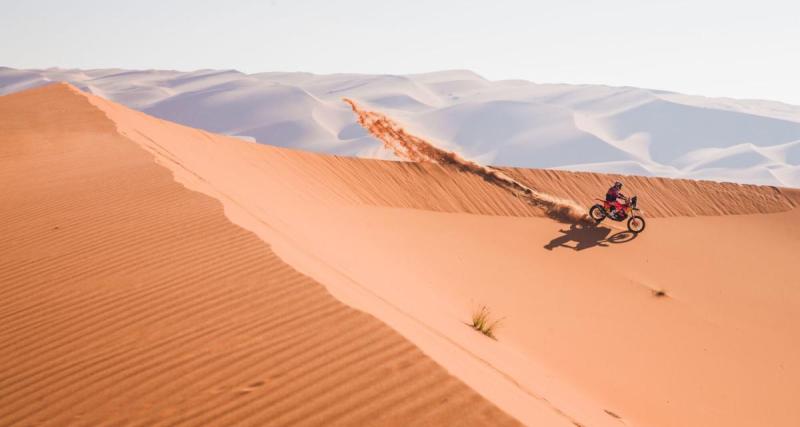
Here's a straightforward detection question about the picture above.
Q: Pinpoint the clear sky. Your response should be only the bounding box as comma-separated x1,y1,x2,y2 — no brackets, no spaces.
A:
2,0,799,104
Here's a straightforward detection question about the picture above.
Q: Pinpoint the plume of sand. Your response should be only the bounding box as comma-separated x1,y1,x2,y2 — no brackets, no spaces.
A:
343,98,590,224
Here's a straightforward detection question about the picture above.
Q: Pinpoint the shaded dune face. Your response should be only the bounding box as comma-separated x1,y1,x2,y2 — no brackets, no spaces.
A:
0,84,519,426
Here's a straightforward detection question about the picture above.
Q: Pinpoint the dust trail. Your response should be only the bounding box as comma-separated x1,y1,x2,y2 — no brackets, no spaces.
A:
343,98,590,224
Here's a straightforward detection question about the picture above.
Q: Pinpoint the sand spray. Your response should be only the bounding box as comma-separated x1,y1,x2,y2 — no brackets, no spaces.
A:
344,99,589,223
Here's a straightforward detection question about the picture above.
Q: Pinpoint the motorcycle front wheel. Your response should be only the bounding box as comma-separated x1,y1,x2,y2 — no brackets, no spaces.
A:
627,215,646,233
589,205,606,223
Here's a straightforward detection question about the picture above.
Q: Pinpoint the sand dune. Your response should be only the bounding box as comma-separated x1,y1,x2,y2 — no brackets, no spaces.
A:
3,66,800,187
0,84,521,426
3,83,799,426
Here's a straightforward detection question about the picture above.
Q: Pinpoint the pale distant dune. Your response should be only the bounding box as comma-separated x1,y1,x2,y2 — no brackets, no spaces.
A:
2,83,799,427
2,66,800,187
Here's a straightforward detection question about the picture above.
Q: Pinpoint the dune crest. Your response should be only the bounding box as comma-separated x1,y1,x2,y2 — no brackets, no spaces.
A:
344,98,590,223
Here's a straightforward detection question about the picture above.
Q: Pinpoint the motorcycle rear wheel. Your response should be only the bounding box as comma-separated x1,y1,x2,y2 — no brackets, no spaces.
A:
627,215,646,233
589,205,606,223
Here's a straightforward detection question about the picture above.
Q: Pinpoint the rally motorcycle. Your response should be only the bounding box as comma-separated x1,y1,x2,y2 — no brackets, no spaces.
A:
589,195,646,233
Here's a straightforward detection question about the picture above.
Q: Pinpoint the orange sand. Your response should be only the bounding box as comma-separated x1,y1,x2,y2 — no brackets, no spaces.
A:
2,83,799,427
0,84,519,426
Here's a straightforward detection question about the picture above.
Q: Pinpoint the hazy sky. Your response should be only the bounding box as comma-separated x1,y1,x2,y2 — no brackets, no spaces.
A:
2,0,799,104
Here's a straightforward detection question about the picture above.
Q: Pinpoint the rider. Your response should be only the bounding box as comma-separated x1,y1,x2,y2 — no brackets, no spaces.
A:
606,181,627,218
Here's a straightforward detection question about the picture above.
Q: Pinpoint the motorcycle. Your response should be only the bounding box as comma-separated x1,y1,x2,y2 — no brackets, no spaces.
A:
589,195,646,233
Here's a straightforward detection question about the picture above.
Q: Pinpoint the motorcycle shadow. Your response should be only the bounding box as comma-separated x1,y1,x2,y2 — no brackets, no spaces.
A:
544,222,638,251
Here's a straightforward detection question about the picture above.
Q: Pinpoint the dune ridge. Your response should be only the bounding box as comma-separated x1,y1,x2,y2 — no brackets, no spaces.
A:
84,85,593,426
0,83,521,425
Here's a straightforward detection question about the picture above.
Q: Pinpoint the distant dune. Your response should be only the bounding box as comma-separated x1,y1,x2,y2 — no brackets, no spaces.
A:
2,83,799,426
2,66,800,187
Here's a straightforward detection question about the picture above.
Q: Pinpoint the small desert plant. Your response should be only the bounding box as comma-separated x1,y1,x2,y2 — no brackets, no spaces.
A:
470,305,502,339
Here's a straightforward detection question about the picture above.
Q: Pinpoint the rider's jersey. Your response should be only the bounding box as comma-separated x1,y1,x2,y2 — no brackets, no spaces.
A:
606,186,621,202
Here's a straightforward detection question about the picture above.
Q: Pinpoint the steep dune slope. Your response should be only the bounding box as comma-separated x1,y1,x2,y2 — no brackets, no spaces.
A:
71,84,800,427
0,84,524,426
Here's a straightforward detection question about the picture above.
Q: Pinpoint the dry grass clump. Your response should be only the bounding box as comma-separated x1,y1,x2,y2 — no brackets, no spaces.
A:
471,306,502,339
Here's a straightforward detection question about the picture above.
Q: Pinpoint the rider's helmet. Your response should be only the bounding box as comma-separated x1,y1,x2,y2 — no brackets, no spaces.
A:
613,181,623,189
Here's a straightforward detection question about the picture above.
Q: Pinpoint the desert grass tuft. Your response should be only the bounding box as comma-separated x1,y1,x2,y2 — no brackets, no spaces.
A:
470,305,502,339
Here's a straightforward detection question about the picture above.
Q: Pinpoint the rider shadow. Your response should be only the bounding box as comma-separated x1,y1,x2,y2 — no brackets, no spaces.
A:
544,223,638,251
